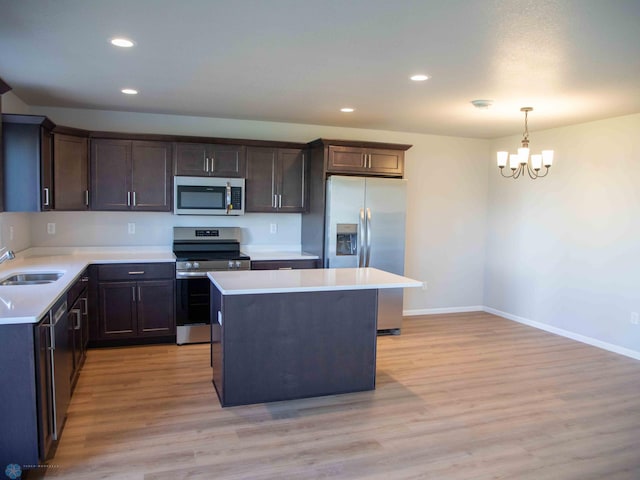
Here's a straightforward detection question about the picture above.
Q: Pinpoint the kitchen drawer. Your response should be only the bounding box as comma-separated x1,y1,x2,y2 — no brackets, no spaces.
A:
251,259,319,270
96,263,175,281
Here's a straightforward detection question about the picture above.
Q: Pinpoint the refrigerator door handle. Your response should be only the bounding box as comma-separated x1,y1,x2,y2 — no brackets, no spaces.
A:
365,207,372,267
358,208,366,268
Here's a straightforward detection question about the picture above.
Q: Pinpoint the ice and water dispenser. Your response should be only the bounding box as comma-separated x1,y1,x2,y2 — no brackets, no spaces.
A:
336,224,358,256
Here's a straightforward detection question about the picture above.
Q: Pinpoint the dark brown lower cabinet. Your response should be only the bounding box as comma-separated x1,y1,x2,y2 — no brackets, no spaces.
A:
250,259,319,270
67,271,89,390
97,263,175,342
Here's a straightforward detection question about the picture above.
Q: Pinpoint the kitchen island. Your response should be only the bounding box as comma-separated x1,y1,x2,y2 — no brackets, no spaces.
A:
207,267,422,407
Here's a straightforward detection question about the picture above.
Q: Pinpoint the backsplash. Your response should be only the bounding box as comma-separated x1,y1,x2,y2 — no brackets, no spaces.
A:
28,211,302,249
0,212,32,252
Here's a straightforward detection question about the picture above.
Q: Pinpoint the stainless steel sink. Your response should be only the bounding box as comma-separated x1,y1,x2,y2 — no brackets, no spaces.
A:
0,272,64,286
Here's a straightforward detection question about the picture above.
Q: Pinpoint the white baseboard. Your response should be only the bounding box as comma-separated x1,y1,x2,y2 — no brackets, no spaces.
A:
403,306,484,316
483,306,640,361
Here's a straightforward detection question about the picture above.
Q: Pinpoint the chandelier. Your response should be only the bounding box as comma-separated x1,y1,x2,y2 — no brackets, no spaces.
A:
497,107,553,179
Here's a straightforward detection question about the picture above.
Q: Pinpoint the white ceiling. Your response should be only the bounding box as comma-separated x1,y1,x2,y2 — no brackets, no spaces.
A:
1,0,639,139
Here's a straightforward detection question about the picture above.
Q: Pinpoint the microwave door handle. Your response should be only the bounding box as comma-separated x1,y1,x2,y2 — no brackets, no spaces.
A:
226,182,232,214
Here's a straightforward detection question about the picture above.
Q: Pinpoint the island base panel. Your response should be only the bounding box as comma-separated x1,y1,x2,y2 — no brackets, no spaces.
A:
212,288,378,407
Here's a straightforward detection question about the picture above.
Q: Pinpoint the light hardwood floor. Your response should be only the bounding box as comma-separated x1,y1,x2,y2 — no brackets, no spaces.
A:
44,312,640,479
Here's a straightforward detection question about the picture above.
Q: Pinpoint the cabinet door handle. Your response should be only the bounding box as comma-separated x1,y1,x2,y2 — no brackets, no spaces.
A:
43,187,50,206
132,286,136,303
278,194,282,208
132,191,137,207
72,309,81,330
137,286,142,302
85,190,89,206
80,297,88,315
273,194,277,208
210,156,215,174
205,157,209,173
127,191,131,206
128,271,145,275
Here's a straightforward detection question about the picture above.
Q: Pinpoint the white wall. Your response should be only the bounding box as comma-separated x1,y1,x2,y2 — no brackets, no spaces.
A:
1,91,30,115
22,105,490,314
485,113,640,355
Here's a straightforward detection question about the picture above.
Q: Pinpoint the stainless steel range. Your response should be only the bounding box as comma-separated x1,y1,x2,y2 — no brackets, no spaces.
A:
174,227,250,345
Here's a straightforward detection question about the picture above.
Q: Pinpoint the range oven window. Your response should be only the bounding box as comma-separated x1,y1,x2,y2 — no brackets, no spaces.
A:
177,186,225,210
176,277,211,326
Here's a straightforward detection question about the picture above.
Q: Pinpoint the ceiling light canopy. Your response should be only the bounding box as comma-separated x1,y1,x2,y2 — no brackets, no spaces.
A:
497,107,554,180
110,38,134,48
410,74,430,82
121,88,138,95
471,99,493,109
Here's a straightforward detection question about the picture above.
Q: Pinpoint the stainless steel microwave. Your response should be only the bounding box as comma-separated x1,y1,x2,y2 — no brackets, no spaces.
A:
174,176,245,215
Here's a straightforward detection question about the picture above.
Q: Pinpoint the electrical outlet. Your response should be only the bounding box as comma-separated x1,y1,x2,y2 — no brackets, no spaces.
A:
47,223,56,235
128,223,136,235
270,223,277,234
631,312,639,325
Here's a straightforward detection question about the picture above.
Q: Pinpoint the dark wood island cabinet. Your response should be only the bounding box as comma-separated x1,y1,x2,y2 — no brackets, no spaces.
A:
208,267,422,407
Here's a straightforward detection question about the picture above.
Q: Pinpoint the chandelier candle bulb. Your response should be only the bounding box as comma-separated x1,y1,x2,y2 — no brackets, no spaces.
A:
531,154,543,170
509,154,519,170
542,150,554,167
497,151,508,168
518,147,530,164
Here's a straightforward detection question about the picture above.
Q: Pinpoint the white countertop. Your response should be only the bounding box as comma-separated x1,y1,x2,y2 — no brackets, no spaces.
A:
0,248,175,326
208,267,423,295
241,246,319,262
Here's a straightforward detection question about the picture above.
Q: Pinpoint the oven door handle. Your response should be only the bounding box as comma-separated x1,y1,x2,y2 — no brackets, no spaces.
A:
176,271,210,279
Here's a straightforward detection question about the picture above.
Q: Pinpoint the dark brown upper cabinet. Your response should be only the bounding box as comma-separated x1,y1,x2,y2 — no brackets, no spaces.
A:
91,139,172,211
245,147,307,213
1,114,54,212
174,142,245,177
327,145,405,177
53,133,89,210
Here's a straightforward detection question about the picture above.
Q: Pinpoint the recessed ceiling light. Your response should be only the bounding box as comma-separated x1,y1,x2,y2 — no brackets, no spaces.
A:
410,74,430,82
121,88,138,95
340,107,355,113
111,38,135,48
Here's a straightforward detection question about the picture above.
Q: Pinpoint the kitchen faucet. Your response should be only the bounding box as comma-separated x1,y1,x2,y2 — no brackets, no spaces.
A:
0,248,15,264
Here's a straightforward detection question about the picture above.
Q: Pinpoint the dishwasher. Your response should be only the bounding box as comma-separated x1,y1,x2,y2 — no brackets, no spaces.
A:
36,297,71,459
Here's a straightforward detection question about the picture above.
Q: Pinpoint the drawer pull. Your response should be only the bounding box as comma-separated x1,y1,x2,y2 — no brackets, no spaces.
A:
128,271,145,275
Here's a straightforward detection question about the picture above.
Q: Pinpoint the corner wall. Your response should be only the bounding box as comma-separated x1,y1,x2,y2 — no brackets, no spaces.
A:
485,113,640,356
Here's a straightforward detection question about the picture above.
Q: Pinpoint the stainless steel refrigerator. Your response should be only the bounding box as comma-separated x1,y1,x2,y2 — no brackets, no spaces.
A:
325,175,407,333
